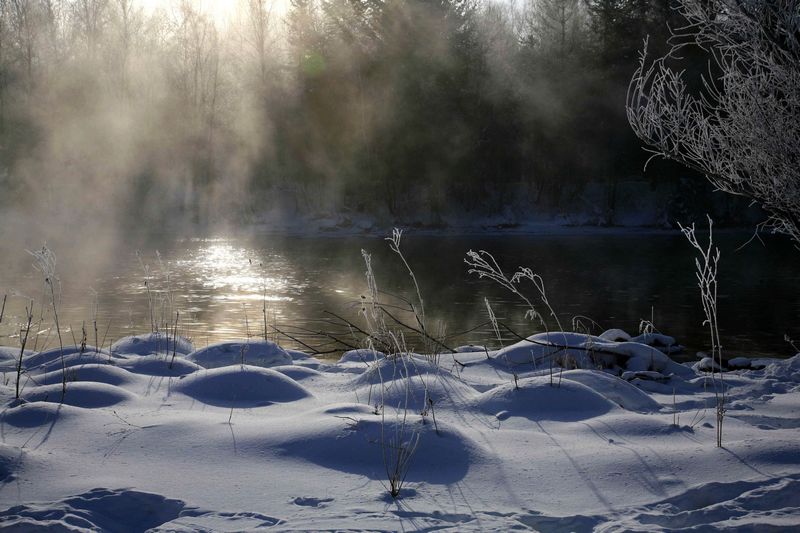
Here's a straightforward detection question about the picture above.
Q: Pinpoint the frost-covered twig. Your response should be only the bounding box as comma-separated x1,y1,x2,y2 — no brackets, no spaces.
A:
465,250,562,331
466,249,568,374
28,245,66,398
680,216,725,447
15,302,34,400
136,251,155,334
89,287,99,353
386,228,426,331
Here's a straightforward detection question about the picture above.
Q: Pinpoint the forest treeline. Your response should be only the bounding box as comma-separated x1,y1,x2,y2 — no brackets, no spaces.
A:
0,1,751,228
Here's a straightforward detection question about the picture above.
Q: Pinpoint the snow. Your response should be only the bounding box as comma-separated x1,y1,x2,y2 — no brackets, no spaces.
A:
185,340,292,369
474,375,618,422
171,365,313,407
337,348,386,364
111,333,194,357
34,364,135,387
494,331,694,377
22,382,137,409
1,331,799,530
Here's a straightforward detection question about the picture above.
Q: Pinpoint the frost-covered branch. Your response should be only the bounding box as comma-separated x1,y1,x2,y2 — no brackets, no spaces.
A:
627,0,800,243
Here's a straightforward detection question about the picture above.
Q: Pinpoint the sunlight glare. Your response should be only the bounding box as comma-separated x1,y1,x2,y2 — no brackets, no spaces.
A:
189,242,292,300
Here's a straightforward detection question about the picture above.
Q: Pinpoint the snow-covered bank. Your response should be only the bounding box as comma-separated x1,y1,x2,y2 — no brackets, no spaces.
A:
1,332,799,531
244,211,681,238
224,176,768,238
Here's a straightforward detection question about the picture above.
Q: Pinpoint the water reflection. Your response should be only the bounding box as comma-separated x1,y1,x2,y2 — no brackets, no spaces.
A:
0,231,798,359
186,242,293,297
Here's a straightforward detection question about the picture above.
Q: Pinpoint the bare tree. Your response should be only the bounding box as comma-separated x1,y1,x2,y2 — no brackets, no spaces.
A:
627,0,800,243
168,1,219,119
110,0,142,96
520,0,586,60
0,1,9,129
8,0,39,93
165,0,222,206
71,0,109,59
39,1,68,67
244,0,274,88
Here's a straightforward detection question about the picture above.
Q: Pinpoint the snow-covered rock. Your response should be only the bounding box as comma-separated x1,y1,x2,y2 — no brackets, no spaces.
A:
599,329,631,342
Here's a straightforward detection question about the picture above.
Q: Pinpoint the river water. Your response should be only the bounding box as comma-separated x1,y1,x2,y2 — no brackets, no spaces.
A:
1,229,797,359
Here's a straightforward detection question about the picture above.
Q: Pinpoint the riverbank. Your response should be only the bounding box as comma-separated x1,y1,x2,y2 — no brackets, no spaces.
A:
1,331,798,530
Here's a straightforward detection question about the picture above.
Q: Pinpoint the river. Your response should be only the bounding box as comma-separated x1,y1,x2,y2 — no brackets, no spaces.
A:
1,229,797,360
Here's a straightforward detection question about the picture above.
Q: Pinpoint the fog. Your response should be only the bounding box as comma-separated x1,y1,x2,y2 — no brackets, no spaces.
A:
0,0,768,344
1,1,752,250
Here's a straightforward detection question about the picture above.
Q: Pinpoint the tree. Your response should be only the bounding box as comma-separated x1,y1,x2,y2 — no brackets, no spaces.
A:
109,0,143,96
163,0,222,218
520,0,586,61
0,1,9,131
241,0,275,89
71,0,109,59
627,0,800,242
7,0,39,93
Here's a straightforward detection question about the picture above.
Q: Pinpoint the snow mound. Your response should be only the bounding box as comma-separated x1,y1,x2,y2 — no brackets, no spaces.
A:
317,402,377,416
495,331,693,377
560,369,663,412
0,443,22,482
118,355,203,377
0,487,190,532
0,401,82,428
24,348,116,372
453,345,488,353
0,347,31,372
694,356,722,372
22,382,136,409
172,365,312,407
271,365,323,381
34,364,135,387
337,348,386,364
353,354,441,386
475,375,617,421
111,333,193,356
268,411,480,484
352,355,478,411
186,340,292,369
728,356,753,369
495,332,607,366
599,328,631,342
150,511,281,532
630,331,678,350
762,354,800,383
286,349,313,360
